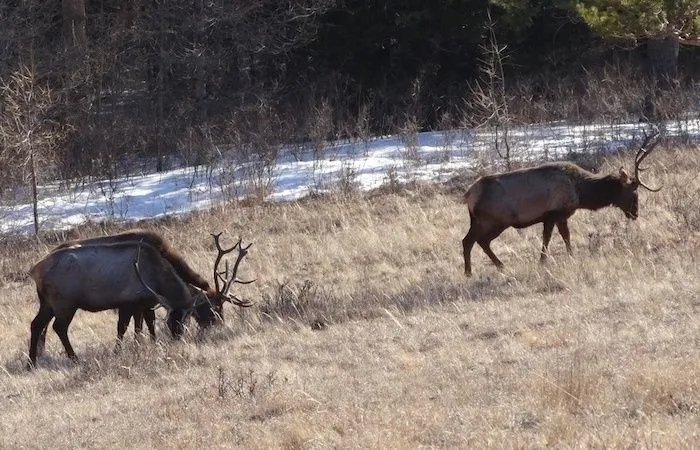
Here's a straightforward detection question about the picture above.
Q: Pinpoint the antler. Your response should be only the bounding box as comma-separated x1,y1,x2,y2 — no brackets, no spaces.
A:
210,233,255,307
633,130,662,192
211,232,237,296
133,240,171,310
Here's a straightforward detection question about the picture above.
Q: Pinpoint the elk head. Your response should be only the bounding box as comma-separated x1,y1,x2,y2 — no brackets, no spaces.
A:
193,232,255,328
616,130,663,219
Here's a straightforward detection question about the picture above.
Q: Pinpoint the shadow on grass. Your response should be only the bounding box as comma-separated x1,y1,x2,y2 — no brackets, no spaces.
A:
255,272,527,330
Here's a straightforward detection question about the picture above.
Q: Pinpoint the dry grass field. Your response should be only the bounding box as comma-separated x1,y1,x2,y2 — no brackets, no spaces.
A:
0,148,699,448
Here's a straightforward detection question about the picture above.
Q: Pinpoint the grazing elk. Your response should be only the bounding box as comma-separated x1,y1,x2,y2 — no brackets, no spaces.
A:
54,229,212,292
462,132,663,276
48,230,253,344
28,235,254,368
28,241,194,367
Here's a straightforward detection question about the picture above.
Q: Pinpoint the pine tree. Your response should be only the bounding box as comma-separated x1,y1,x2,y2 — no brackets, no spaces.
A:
576,0,700,80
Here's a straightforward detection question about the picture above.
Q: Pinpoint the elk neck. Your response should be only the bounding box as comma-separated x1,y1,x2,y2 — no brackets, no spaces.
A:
576,174,623,211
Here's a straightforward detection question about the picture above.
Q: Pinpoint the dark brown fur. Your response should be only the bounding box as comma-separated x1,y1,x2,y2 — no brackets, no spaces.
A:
46,230,218,347
55,229,212,293
462,162,644,276
28,242,198,368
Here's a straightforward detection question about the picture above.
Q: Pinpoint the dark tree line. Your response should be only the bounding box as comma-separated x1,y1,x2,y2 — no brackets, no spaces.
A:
0,0,698,190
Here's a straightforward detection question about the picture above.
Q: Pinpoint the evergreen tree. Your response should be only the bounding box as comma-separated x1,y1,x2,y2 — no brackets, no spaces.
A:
576,0,700,80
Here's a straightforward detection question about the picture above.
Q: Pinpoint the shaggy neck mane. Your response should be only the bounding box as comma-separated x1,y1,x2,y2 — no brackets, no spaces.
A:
576,174,620,210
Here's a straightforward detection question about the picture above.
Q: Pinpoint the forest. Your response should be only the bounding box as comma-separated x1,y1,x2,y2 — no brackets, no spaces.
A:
0,1,699,204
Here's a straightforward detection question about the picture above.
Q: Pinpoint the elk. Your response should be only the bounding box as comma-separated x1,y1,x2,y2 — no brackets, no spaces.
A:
28,241,195,367
50,230,253,341
54,229,212,292
462,132,662,276
28,234,254,368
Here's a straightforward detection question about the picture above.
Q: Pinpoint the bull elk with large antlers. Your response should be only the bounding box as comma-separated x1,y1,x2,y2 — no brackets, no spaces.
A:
50,230,254,342
462,132,663,276
28,232,254,368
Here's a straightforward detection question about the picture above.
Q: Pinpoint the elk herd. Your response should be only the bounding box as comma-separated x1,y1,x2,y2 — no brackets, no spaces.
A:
23,132,663,369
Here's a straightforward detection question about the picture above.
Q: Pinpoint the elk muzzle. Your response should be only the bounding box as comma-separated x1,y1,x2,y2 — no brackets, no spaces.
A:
166,310,190,338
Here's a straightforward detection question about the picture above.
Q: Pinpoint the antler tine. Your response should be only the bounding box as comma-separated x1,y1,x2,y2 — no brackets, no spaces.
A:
639,180,662,192
211,232,236,294
221,238,254,297
133,240,171,311
211,235,221,294
211,232,237,254
635,131,656,160
228,294,254,308
634,132,662,192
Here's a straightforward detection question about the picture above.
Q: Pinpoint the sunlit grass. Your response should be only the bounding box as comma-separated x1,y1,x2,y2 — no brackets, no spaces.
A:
0,148,698,447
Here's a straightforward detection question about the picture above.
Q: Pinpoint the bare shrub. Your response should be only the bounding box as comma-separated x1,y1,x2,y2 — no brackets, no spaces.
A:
355,102,372,155
0,65,64,235
503,62,700,128
333,163,360,198
260,280,332,327
217,366,282,402
308,98,335,161
239,158,276,202
398,115,421,164
435,111,457,163
384,166,403,194
217,165,239,203
467,8,514,170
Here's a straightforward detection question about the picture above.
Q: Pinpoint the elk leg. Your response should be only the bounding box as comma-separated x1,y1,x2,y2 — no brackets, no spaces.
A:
132,307,156,341
132,308,144,338
116,308,133,349
52,310,78,362
556,220,573,255
540,220,556,262
37,324,49,357
143,308,157,341
462,225,480,276
35,290,50,357
28,303,54,368
478,226,507,270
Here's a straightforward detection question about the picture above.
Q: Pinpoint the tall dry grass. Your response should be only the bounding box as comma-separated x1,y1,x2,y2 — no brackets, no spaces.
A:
0,147,698,448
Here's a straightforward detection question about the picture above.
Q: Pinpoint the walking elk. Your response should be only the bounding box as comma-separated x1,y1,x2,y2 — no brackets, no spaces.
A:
462,132,663,276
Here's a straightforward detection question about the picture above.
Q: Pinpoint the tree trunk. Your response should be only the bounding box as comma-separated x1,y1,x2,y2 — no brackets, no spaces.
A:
30,151,39,235
194,0,207,127
155,1,165,173
62,0,86,50
646,36,679,83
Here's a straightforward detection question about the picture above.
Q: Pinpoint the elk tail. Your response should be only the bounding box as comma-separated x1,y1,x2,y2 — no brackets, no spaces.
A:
464,181,483,214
